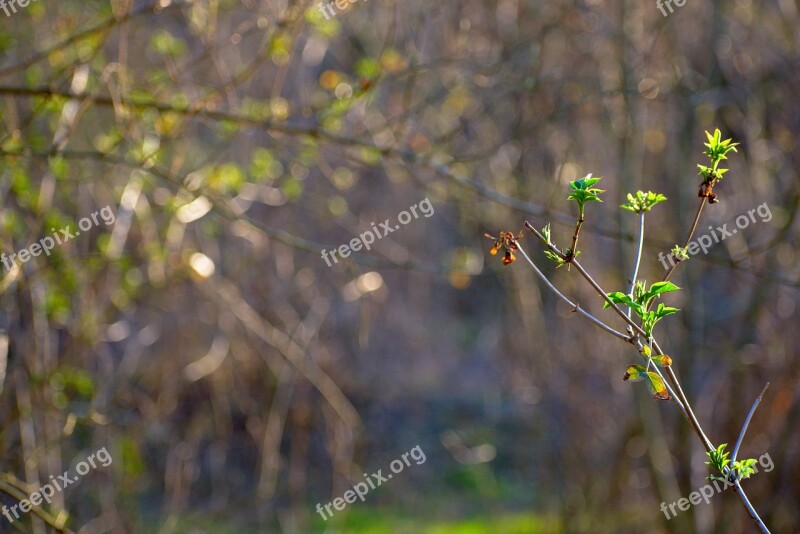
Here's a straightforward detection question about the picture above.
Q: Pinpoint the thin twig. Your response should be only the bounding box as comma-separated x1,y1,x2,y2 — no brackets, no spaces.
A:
663,366,714,452
662,198,706,282
682,199,707,249
733,482,771,534
516,245,630,342
627,212,645,318
626,212,645,338
568,205,585,262
732,383,771,466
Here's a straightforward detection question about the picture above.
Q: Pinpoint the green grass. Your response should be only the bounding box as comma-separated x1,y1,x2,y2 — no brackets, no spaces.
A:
311,509,562,534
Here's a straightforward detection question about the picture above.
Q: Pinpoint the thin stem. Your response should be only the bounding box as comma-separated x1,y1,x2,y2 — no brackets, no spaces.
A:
664,366,714,452
567,259,687,413
733,482,771,534
570,204,585,257
732,383,770,466
682,199,707,249
627,212,645,314
626,212,645,336
515,244,630,342
662,198,706,282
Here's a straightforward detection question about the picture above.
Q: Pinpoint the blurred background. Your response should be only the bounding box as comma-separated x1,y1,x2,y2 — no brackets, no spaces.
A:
0,0,798,532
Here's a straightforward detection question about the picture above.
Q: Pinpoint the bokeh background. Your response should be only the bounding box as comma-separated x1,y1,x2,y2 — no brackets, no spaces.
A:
0,0,798,532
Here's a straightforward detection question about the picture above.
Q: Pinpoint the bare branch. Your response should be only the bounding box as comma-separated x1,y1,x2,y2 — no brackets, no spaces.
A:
732,383,771,466
516,244,631,343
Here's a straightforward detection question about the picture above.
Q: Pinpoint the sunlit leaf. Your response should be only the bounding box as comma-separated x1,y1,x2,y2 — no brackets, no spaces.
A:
623,365,647,383
645,372,670,400
651,354,672,367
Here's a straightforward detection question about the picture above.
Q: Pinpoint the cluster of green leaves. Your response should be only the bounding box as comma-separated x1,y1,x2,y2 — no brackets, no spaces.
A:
539,175,603,266
620,191,667,213
605,281,681,337
671,244,690,262
705,444,758,483
567,174,604,209
698,129,739,182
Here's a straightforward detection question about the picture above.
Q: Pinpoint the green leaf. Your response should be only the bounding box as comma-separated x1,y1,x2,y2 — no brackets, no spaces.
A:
637,281,682,309
541,223,551,245
640,311,657,337
648,281,680,297
702,129,739,169
633,280,648,302
645,372,670,400
655,303,680,319
734,458,758,480
544,250,566,267
650,354,673,367
705,443,731,473
603,291,640,313
623,365,647,383
625,365,670,400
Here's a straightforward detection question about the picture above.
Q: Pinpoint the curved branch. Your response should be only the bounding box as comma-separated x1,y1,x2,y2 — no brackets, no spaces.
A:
732,382,770,466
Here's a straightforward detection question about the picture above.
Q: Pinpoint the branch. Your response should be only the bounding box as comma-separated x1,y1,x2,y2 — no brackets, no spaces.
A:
3,85,798,290
0,475,70,532
517,227,684,413
523,221,648,338
201,277,361,431
569,205,585,259
733,482,771,534
0,2,186,78
522,218,768,529
649,341,716,453
523,222,722,447
732,382,770,466
516,244,631,343
626,212,645,324
661,198,706,282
